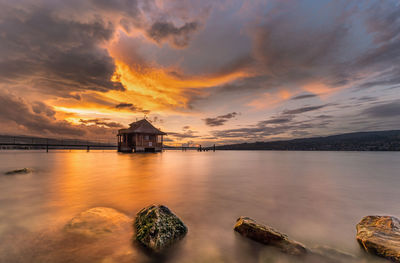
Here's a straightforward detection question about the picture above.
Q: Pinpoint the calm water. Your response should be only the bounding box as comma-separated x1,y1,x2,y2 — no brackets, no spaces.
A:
0,150,399,263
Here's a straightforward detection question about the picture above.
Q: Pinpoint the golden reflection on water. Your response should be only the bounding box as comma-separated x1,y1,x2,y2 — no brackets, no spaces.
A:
44,151,214,225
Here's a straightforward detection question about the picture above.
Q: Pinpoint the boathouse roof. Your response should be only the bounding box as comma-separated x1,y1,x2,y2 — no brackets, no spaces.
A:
118,119,166,135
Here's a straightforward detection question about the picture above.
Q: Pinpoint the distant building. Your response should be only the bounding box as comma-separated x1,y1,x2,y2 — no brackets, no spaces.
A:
117,119,166,152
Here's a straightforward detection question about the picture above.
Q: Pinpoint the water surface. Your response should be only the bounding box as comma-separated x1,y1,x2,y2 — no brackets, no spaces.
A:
0,150,399,262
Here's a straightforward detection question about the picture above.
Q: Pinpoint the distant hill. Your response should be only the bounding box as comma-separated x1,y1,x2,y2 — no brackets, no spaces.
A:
215,130,400,151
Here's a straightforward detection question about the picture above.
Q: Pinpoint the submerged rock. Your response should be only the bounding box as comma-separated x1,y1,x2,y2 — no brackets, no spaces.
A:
4,168,32,175
356,215,400,262
64,207,131,238
134,204,188,253
234,216,308,256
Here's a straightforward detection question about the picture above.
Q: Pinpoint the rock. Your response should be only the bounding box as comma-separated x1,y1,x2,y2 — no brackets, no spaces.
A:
64,207,131,238
356,215,400,261
234,216,308,256
134,204,188,253
5,168,32,175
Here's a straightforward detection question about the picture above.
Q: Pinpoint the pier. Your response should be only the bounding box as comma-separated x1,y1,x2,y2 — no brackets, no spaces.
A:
0,135,116,152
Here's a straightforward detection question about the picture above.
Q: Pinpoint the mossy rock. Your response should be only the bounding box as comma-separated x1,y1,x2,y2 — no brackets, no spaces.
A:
134,204,187,253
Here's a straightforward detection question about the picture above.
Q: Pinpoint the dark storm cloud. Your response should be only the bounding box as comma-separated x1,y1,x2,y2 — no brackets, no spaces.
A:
291,94,318,100
363,100,400,118
0,4,122,97
31,102,56,118
79,118,123,128
204,112,238,127
0,91,85,136
282,105,328,115
115,103,134,109
115,102,150,113
147,21,199,48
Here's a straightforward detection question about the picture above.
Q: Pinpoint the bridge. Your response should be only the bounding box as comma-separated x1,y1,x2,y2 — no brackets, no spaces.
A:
0,135,117,152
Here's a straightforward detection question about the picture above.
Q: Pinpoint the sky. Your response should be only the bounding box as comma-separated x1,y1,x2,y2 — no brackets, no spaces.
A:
0,0,400,146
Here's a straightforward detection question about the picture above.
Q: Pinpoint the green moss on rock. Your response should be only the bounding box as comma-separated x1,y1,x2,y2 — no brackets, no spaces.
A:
134,204,187,253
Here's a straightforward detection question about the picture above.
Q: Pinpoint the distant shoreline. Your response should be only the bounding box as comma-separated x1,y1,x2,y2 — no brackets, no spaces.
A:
213,130,400,151
1,130,400,152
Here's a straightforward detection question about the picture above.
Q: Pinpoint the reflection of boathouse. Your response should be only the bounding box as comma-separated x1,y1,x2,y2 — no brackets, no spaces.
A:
117,119,166,153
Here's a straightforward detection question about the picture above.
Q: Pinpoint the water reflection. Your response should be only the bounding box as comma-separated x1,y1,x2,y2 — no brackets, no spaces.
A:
0,150,399,262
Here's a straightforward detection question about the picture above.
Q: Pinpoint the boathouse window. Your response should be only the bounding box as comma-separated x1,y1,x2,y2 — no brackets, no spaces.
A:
144,135,149,140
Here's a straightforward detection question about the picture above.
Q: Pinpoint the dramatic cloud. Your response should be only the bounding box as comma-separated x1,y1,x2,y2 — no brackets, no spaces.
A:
115,103,134,109
0,91,85,136
0,4,123,98
363,100,400,118
283,105,328,115
211,116,333,142
291,94,318,100
204,112,238,127
258,116,294,126
79,118,123,128
147,21,199,48
115,102,150,113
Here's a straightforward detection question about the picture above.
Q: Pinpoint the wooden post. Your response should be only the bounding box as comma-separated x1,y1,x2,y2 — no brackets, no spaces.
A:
213,144,216,152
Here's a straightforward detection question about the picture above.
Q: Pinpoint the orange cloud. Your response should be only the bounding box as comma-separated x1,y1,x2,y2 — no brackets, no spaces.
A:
247,89,293,110
106,60,252,112
45,58,253,131
302,82,331,95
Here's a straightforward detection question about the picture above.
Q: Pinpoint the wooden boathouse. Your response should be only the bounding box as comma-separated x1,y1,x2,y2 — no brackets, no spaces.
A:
117,119,166,153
